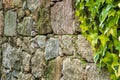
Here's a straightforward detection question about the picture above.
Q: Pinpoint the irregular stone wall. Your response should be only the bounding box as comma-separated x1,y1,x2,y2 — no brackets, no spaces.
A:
0,0,110,80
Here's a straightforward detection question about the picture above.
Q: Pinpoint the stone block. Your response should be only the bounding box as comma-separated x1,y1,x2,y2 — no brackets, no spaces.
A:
31,49,46,78
0,11,3,36
45,38,59,60
51,0,75,34
4,10,17,36
76,35,94,62
36,0,52,34
17,17,33,36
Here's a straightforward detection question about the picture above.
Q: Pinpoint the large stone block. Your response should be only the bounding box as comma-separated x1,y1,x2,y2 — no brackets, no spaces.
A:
4,10,17,36
36,0,52,34
51,0,75,34
0,11,3,36
3,0,23,9
76,35,94,62
0,0,3,9
17,17,33,36
60,58,86,80
31,49,46,78
2,43,22,69
58,35,76,56
45,38,59,60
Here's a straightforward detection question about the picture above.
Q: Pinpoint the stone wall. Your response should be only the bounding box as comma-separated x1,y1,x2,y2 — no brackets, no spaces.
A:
0,0,110,80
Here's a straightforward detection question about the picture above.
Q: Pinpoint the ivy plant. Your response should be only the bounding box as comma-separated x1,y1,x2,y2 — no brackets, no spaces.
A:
76,0,120,79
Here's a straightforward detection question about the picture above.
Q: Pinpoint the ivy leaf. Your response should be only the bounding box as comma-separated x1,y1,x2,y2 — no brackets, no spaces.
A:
99,4,113,28
99,34,109,47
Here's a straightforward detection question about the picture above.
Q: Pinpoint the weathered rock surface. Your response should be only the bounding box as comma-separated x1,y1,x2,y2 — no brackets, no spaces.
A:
45,38,59,60
36,0,52,34
31,35,46,49
17,72,34,80
51,0,75,34
31,49,46,78
76,35,94,62
4,10,17,36
22,52,31,72
0,11,3,36
44,56,64,80
61,58,86,80
86,63,110,80
58,35,76,56
3,0,23,9
0,0,3,9
17,17,33,36
2,43,22,69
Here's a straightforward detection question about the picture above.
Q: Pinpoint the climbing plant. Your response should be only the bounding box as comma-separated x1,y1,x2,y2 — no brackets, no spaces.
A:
76,0,120,79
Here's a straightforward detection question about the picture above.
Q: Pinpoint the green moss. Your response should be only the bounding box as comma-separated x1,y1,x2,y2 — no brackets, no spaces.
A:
44,60,56,80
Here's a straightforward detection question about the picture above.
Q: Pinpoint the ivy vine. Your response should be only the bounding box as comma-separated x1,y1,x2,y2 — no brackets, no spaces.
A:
76,0,120,79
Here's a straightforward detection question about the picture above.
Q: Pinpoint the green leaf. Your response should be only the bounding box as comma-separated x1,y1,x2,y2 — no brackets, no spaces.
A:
99,34,109,47
99,4,113,28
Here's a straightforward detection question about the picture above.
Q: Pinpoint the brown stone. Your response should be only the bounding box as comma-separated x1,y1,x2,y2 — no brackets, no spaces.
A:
3,0,13,9
3,0,23,9
0,11,3,36
51,0,75,34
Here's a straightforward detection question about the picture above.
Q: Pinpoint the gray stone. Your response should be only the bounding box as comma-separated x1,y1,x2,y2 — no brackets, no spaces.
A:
51,0,75,34
31,49,46,78
0,11,3,36
17,72,34,80
0,0,2,9
59,35,76,56
0,48,1,77
44,56,63,80
31,35,46,49
36,0,52,34
45,38,59,60
60,58,86,80
4,10,17,36
27,0,41,13
12,0,23,8
17,17,33,36
2,43,22,69
76,35,94,62
17,9,25,19
1,69,12,80
86,63,110,80
3,0,13,9
22,52,31,72
21,37,31,53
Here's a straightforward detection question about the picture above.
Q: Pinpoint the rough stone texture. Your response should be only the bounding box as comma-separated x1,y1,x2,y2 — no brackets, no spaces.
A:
31,35,46,49
22,52,31,72
3,0,23,9
45,38,59,60
21,37,31,52
76,35,94,62
0,0,3,9
51,0,75,34
31,49,46,78
17,17,33,36
3,0,13,9
0,48,1,77
4,10,17,36
2,43,22,69
86,63,110,80
27,0,41,13
61,58,86,80
0,11,3,36
36,0,52,34
58,35,76,56
44,56,64,80
17,72,34,80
